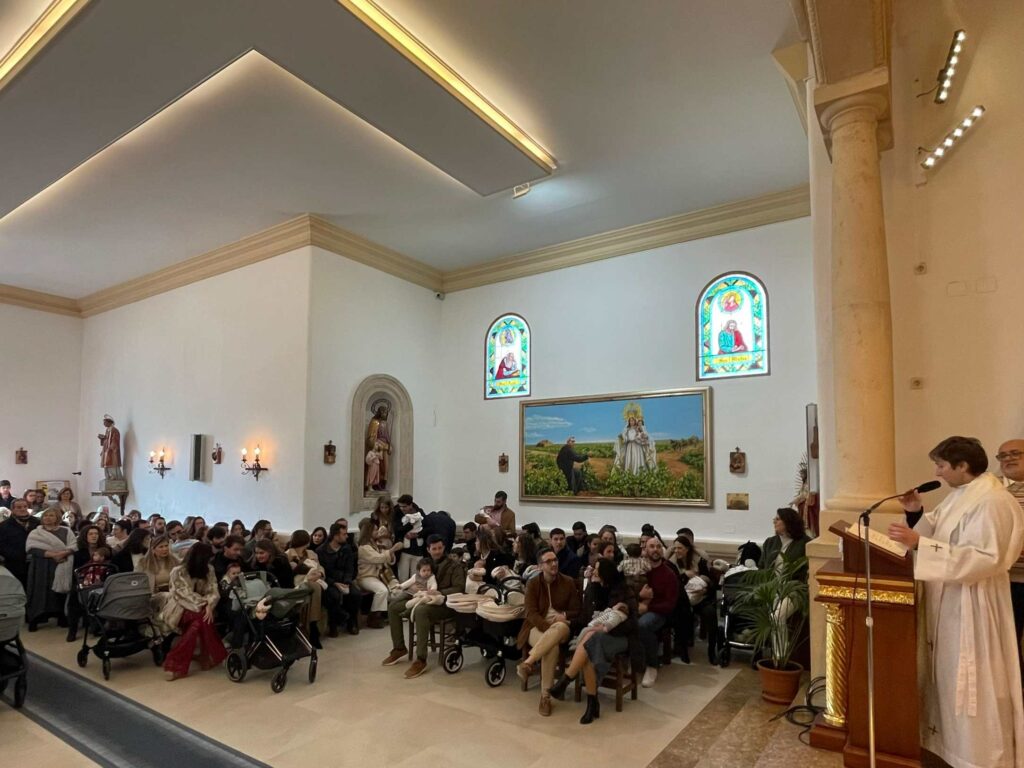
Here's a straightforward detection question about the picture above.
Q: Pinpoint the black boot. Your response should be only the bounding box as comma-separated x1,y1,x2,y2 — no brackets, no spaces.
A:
309,622,323,650
548,673,572,701
66,624,78,643
580,694,600,724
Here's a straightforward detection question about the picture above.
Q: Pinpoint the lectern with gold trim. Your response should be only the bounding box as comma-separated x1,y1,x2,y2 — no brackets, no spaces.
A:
809,522,920,768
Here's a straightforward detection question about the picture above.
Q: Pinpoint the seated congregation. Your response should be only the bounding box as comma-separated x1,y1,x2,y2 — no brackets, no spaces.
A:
0,486,811,722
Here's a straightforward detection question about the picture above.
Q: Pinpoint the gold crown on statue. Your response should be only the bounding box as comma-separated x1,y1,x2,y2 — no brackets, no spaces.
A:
621,402,644,421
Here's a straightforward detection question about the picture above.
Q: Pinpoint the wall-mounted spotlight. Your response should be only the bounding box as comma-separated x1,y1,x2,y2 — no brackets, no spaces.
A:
921,106,984,169
935,30,966,104
149,448,171,479
241,445,269,481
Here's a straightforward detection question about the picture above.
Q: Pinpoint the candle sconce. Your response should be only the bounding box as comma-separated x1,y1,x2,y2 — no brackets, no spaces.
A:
149,448,171,478
241,445,269,481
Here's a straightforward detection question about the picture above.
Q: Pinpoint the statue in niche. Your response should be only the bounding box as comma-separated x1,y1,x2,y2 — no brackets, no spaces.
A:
364,400,392,493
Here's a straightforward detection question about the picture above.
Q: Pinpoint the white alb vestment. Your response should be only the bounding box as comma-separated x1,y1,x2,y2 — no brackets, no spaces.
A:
914,472,1024,768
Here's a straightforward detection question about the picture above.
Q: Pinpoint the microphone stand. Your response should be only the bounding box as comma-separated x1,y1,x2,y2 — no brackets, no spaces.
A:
858,503,881,768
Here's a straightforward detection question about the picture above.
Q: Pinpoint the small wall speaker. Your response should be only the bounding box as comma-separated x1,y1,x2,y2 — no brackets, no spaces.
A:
190,434,207,482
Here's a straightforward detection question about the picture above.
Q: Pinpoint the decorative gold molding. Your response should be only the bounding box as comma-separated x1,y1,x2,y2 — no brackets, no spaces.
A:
0,283,80,317
308,215,442,292
77,215,314,317
442,185,811,293
823,602,848,728
5,186,811,318
0,0,91,93
818,584,914,606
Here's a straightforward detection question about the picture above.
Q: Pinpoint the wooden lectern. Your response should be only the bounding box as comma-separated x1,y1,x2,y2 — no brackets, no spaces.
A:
809,521,920,768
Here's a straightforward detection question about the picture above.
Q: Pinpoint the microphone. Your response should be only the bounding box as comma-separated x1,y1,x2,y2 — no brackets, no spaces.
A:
862,480,942,517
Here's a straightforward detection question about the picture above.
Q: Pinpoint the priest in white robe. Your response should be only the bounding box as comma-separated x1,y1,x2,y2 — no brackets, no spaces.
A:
890,436,1024,768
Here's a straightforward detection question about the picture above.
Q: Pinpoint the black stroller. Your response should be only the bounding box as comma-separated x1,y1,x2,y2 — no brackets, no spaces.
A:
0,565,27,708
74,565,165,679
224,572,316,693
442,577,525,687
714,541,762,668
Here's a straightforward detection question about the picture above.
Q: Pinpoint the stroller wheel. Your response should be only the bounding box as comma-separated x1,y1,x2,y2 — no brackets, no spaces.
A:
485,659,506,688
76,648,89,668
442,647,464,674
717,629,730,668
308,653,318,684
13,674,27,709
226,651,248,683
271,670,288,693
101,657,111,681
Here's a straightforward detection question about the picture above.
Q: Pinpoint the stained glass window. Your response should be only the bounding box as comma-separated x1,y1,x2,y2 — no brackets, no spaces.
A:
485,314,530,399
697,272,769,380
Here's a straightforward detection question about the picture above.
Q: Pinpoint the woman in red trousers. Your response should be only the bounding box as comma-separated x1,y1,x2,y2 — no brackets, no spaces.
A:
160,542,226,680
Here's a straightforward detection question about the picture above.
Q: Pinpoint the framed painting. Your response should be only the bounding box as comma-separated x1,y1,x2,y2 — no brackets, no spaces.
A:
36,479,70,504
520,387,712,507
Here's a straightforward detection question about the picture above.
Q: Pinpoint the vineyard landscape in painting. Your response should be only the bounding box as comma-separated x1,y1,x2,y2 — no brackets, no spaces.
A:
520,388,711,506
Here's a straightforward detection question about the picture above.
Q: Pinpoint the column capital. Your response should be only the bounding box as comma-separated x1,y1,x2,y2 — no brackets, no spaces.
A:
813,67,893,157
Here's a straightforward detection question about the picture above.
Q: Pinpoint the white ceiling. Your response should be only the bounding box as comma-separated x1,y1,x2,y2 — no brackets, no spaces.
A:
0,0,808,299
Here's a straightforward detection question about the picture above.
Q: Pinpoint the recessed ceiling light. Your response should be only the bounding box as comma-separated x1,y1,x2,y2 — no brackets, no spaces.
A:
512,183,531,199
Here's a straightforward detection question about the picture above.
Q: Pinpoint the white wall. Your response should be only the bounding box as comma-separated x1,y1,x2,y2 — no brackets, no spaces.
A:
302,247,443,525
0,304,83,499
77,248,312,531
438,218,816,543
884,0,1024,488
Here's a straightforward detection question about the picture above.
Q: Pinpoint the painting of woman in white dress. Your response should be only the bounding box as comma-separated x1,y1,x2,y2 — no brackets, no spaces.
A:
613,404,657,475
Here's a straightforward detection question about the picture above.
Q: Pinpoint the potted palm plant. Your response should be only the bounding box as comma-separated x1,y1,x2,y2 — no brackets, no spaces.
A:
731,556,809,703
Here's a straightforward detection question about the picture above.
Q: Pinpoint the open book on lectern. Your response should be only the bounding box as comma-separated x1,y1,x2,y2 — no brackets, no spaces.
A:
830,520,911,557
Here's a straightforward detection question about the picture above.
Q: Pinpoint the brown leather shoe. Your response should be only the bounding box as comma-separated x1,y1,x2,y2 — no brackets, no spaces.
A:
538,694,552,717
367,613,384,629
382,648,408,666
404,658,428,679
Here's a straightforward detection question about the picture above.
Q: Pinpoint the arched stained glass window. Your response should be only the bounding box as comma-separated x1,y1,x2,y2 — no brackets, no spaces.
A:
485,313,530,399
696,272,769,380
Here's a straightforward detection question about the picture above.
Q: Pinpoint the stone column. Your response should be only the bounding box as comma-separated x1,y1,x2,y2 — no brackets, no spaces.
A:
819,93,897,517
808,91,898,683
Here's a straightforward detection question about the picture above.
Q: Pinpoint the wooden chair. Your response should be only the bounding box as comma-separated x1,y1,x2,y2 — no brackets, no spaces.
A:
520,644,567,691
574,652,638,712
407,616,457,661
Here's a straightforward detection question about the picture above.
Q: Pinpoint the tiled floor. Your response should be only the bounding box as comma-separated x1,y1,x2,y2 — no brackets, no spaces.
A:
13,622,741,768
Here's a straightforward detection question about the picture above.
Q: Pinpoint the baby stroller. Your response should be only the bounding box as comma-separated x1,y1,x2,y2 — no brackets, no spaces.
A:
224,572,316,693
0,566,28,708
442,577,525,687
714,541,762,669
74,566,165,679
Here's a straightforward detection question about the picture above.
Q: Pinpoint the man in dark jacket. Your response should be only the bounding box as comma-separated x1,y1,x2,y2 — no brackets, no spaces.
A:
382,534,467,678
549,527,582,579
392,494,426,580
316,523,361,636
556,437,589,494
0,498,38,586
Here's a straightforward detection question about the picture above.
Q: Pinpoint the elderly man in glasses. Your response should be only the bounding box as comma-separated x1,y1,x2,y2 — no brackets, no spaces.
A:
997,439,1024,679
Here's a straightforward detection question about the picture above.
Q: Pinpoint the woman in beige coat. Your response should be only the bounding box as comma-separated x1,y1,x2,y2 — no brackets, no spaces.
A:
356,517,401,628
286,529,326,646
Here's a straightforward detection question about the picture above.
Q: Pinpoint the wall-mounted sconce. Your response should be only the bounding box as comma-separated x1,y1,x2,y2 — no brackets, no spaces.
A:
934,29,966,104
241,445,269,481
149,448,171,478
211,443,223,464
323,440,336,465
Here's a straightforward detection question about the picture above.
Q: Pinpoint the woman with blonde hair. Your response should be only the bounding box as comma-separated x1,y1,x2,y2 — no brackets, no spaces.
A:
136,534,179,634
356,517,401,628
25,507,76,631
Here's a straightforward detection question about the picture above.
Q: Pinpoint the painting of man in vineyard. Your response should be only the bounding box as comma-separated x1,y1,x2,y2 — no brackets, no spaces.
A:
520,388,712,506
